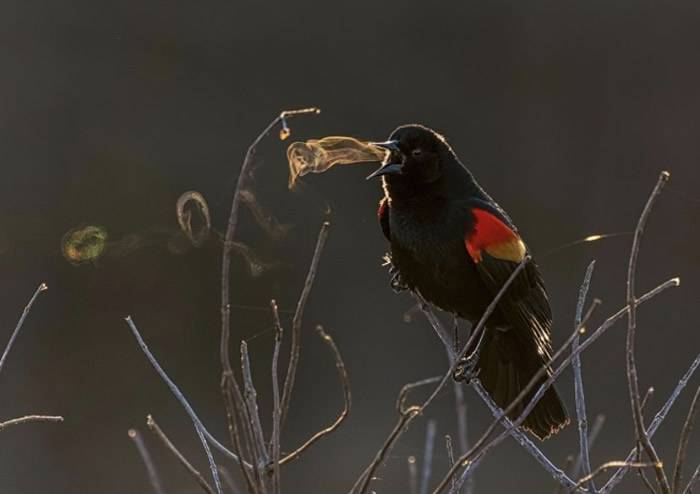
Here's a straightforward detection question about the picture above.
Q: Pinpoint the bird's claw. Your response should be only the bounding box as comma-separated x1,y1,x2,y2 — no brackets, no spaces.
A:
385,255,409,293
453,355,480,383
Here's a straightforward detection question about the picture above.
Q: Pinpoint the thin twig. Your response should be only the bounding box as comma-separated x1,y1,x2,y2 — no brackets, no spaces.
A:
146,415,215,494
279,325,351,466
269,299,283,494
240,341,270,471
626,171,672,494
409,456,418,494
672,384,700,493
125,316,223,494
572,261,597,492
420,420,437,494
452,381,472,494
602,351,700,493
683,464,700,494
570,461,660,493
555,456,577,494
642,387,656,412
129,428,166,494
571,414,606,480
0,282,48,375
218,466,243,494
0,414,63,432
351,377,441,494
445,435,456,494
280,221,330,428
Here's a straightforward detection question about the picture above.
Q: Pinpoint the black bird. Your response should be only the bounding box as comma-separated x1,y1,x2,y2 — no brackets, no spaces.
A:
368,124,568,439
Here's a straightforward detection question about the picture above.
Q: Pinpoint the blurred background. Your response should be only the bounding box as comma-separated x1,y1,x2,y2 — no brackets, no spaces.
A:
1,1,699,492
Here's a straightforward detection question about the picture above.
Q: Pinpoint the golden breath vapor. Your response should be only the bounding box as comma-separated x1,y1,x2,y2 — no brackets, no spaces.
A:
287,136,386,188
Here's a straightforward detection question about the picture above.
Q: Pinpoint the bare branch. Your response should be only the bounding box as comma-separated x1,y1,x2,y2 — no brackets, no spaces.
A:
409,456,418,494
602,351,700,493
279,325,351,466
128,428,166,494
280,221,330,427
626,170,672,493
683,464,700,494
420,420,437,494
0,414,63,432
351,376,440,494
146,415,215,494
571,461,661,493
124,316,223,494
571,414,606,480
445,435,456,494
0,282,48,375
555,456,577,494
672,384,700,493
269,299,283,494
220,107,320,378
240,341,270,471
572,260,597,492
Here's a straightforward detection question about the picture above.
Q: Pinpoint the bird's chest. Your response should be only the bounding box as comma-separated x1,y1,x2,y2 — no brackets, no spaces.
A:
388,202,472,280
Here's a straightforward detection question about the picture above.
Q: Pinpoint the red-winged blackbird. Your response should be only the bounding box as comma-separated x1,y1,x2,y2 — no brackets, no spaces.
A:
368,124,569,439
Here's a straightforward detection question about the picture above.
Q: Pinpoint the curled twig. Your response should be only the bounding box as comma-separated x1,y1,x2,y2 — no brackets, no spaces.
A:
279,325,351,466
280,221,330,428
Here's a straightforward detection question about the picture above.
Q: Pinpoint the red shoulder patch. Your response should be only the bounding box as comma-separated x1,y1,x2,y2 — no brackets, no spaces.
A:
466,208,526,263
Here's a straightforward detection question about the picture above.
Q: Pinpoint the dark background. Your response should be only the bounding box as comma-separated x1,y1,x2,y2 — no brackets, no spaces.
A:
1,1,699,492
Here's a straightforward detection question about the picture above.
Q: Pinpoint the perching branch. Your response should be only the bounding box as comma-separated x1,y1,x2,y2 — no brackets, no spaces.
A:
625,170,672,493
350,257,531,494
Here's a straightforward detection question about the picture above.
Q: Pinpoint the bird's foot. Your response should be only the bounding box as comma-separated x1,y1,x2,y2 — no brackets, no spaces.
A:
384,254,409,293
453,354,480,384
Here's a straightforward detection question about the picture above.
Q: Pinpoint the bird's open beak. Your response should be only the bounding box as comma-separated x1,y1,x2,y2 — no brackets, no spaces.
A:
366,140,402,179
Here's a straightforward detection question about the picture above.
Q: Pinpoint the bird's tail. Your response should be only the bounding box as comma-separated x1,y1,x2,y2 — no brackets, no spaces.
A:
478,329,569,440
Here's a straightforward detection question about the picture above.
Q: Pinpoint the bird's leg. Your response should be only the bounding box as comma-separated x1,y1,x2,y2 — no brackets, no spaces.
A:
453,326,487,383
452,314,460,354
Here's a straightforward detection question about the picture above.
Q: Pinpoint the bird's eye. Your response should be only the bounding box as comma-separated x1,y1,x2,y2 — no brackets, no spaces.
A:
412,148,423,157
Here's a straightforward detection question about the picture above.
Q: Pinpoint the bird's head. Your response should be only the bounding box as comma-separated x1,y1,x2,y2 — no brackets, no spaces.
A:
367,124,455,186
